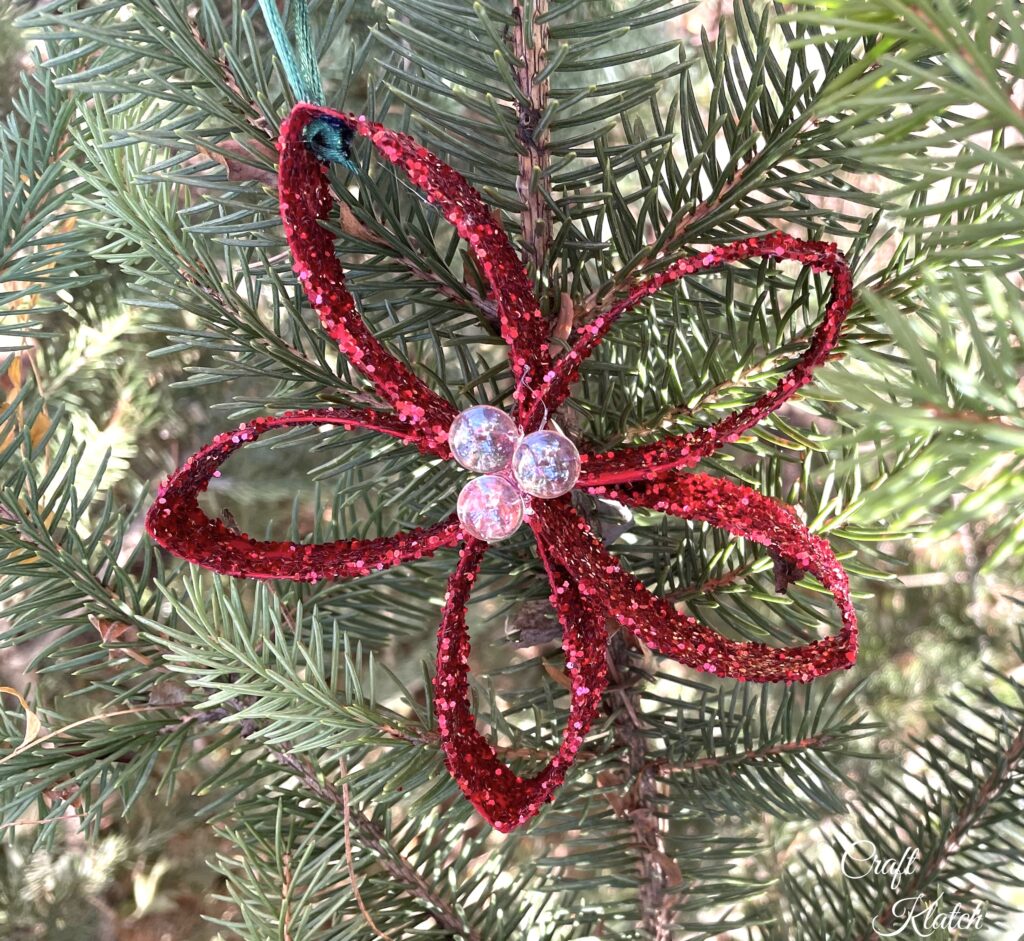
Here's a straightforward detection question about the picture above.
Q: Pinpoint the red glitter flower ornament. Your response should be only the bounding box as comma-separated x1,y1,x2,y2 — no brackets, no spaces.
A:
146,103,858,832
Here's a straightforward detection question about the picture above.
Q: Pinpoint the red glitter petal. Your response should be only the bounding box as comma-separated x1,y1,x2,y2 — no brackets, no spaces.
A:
534,233,854,486
530,475,857,683
285,104,551,422
434,538,609,831
145,409,462,580
280,106,457,446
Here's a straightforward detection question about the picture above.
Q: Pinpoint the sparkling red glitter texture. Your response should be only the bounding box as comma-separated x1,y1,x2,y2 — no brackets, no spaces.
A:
280,104,551,426
146,409,462,579
435,539,608,831
146,103,858,831
562,234,853,486
530,478,856,684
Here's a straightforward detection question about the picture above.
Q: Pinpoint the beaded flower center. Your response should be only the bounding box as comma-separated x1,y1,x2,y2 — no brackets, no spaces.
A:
449,405,581,541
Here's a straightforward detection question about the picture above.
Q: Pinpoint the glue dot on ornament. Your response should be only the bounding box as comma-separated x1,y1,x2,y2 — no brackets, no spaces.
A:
512,430,581,499
448,405,519,473
457,475,524,542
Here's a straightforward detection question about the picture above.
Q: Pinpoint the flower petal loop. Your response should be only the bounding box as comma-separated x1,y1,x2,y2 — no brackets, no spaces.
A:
434,539,609,832
281,106,457,445
530,233,854,487
145,410,462,581
285,105,552,423
530,477,856,684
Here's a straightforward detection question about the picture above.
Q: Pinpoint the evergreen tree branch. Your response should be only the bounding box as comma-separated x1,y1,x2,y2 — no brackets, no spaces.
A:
183,5,273,140
772,660,1024,939
326,207,498,326
861,724,1024,941
580,109,815,322
181,686,482,940
269,744,482,941
663,730,847,775
668,562,753,601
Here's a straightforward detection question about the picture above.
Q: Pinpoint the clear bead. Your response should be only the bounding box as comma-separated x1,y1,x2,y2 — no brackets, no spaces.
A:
448,405,519,474
512,429,581,499
457,474,524,542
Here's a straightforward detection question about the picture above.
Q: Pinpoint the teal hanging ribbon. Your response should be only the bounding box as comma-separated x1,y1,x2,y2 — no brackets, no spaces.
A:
257,0,320,104
258,0,354,168
292,0,325,107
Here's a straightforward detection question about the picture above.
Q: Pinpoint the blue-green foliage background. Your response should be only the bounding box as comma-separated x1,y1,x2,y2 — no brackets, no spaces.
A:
1,0,1022,939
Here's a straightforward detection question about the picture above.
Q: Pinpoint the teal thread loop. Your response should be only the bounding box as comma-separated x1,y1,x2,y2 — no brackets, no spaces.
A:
303,115,356,170
258,1,353,168
257,0,324,106
260,1,356,168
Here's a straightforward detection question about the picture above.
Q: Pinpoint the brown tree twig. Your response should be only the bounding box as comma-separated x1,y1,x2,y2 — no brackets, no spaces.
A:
339,757,398,941
511,0,552,277
606,632,677,941
667,562,755,602
281,851,295,941
186,10,272,139
657,733,842,775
